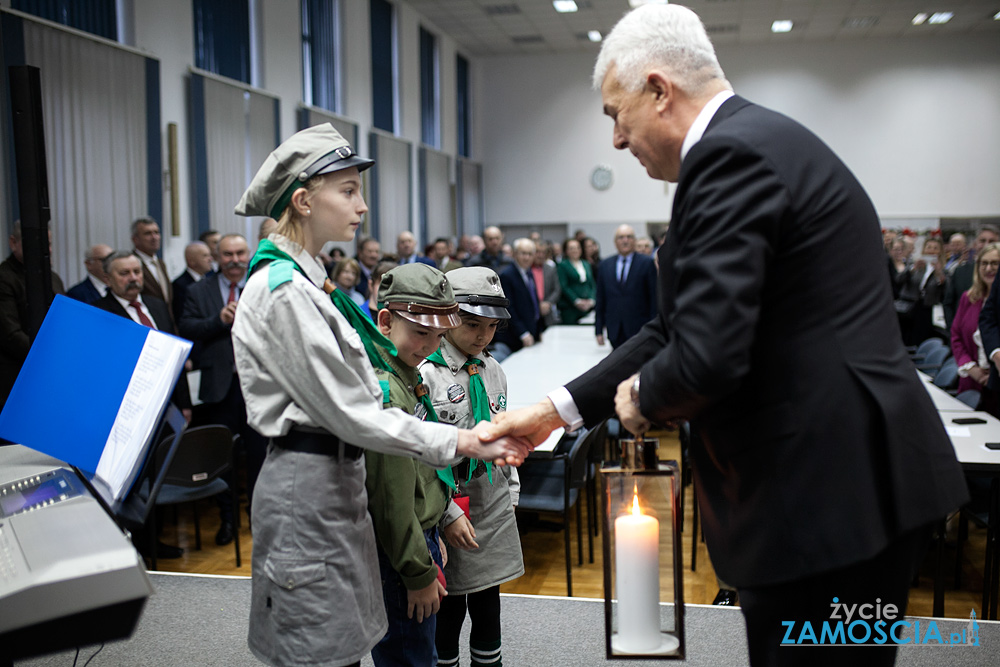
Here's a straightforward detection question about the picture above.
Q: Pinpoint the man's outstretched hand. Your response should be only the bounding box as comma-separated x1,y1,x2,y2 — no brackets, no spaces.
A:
475,399,567,449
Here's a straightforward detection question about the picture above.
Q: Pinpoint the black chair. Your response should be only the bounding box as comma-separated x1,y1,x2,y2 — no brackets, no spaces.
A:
144,425,241,570
516,427,594,596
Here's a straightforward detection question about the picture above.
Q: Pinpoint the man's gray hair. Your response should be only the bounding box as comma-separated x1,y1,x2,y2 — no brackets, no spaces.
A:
592,4,729,94
103,250,137,275
130,216,158,236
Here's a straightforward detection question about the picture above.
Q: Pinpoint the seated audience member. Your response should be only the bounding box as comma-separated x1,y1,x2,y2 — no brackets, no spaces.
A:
952,243,1000,401
366,260,398,322
67,243,113,304
330,258,367,310
943,226,1000,329
557,237,596,325
0,221,65,410
172,241,213,323
898,236,945,346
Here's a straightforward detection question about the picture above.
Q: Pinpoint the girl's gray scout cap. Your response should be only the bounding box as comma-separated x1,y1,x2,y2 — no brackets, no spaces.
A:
235,123,374,219
447,267,510,320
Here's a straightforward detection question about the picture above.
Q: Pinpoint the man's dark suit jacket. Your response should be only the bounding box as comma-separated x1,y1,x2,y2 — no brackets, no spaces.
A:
565,96,967,588
977,279,1000,390
66,277,103,304
95,293,192,410
594,253,657,347
497,264,540,354
178,276,237,404
943,261,974,330
133,251,173,311
172,270,199,324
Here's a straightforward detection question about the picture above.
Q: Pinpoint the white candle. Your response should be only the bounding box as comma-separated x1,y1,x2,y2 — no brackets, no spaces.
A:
614,494,661,652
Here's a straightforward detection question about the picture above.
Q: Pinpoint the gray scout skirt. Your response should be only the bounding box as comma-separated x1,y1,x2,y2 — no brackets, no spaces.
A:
248,445,386,666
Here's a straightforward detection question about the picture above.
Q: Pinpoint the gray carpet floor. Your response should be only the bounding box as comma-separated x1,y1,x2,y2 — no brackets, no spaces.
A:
16,572,999,666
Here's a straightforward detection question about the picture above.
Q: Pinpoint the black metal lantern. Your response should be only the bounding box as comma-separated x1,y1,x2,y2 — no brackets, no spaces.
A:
600,436,684,659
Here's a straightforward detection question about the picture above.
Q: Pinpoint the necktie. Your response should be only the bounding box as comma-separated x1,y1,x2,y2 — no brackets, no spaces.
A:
228,282,238,304
619,256,630,284
462,358,494,484
524,270,540,320
129,300,154,328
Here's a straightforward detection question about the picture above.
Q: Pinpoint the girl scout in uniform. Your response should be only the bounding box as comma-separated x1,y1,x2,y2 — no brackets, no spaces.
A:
420,267,524,667
230,125,528,667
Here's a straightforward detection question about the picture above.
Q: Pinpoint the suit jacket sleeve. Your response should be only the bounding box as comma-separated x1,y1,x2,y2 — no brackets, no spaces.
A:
178,284,230,343
568,137,785,426
642,257,658,321
500,270,530,339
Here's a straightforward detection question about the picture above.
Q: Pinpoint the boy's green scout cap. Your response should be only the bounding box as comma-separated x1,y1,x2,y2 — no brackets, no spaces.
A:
447,267,510,320
378,263,461,329
235,123,374,219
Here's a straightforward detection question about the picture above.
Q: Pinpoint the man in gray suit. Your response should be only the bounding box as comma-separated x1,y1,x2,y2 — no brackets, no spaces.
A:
178,234,266,545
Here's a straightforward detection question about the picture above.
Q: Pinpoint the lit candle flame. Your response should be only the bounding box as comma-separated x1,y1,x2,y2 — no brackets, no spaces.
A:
631,488,641,516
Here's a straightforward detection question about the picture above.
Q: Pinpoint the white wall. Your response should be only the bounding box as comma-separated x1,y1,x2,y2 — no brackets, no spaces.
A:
478,34,1000,238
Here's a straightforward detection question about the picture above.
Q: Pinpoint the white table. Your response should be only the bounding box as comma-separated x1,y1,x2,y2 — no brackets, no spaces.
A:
500,326,610,452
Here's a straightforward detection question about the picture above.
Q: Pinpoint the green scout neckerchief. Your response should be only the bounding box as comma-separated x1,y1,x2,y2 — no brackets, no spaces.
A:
249,239,396,372
414,379,457,490
425,349,494,484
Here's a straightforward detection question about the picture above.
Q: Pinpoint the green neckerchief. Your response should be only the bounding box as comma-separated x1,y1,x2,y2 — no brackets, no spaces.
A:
249,239,396,373
425,349,494,484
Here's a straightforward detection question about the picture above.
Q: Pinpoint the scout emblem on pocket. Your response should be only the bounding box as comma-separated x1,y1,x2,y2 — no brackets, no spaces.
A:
493,393,507,412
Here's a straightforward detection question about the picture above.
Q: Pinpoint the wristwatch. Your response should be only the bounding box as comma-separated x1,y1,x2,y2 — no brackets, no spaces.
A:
630,375,641,408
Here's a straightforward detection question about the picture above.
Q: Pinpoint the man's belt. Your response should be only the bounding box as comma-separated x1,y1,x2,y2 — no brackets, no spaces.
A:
273,430,363,460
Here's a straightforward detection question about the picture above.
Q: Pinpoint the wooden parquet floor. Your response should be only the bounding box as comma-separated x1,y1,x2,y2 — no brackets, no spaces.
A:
152,431,990,619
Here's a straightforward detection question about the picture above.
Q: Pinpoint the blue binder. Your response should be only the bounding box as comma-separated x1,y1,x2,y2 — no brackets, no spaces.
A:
0,295,191,504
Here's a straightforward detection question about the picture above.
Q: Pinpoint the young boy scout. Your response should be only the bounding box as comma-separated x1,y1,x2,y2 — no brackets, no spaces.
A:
366,263,462,667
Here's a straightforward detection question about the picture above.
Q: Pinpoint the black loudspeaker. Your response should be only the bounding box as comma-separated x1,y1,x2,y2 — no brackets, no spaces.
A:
8,65,53,340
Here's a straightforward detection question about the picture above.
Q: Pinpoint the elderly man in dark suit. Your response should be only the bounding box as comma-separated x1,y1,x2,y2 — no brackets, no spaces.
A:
594,224,657,348
497,238,542,356
66,243,112,304
482,5,967,665
179,234,267,545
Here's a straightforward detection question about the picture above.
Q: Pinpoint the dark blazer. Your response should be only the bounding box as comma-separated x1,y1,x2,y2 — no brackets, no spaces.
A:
978,278,1000,390
178,276,236,404
134,251,173,310
95,293,192,410
943,261,974,330
565,96,967,588
66,277,103,305
171,270,199,324
497,264,540,353
594,252,657,347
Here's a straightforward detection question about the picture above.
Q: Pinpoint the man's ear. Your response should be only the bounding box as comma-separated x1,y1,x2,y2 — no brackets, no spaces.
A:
646,70,673,112
289,187,311,217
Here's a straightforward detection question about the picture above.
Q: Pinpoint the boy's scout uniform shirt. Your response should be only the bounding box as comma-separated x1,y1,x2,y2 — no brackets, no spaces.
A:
419,337,524,595
365,344,451,592
231,234,458,666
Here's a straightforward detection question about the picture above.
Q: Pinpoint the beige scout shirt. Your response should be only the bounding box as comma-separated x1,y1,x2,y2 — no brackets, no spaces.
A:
419,337,519,528
231,234,457,465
